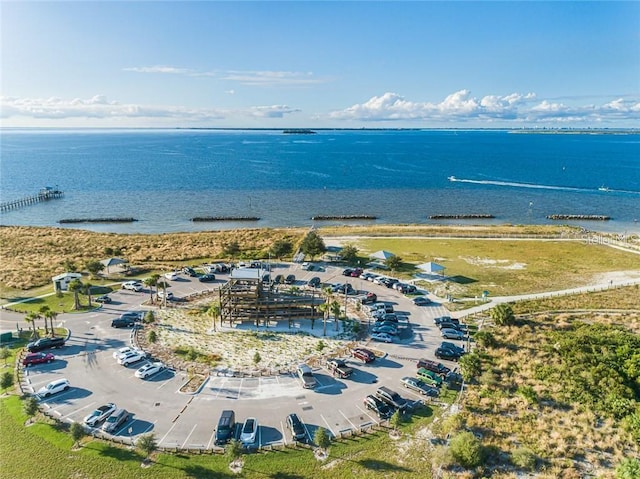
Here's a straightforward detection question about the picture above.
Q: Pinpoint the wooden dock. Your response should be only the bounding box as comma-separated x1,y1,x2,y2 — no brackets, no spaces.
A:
0,187,64,212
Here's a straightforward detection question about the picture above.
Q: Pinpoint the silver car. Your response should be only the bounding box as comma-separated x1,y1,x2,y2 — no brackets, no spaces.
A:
441,328,464,340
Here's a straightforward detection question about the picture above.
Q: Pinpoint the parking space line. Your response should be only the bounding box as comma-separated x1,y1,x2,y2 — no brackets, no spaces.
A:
158,421,178,446
181,424,197,449
280,421,287,446
115,418,137,437
338,410,358,431
140,420,157,435
356,405,378,424
206,429,216,450
319,414,335,437
61,401,96,420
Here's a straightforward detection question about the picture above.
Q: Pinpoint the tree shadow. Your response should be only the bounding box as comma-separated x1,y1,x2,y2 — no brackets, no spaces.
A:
357,458,412,472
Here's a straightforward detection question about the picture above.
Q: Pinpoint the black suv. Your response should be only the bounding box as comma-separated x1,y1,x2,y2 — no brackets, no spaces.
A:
111,317,136,328
375,386,408,411
215,410,236,445
27,337,66,352
364,394,392,419
285,413,306,442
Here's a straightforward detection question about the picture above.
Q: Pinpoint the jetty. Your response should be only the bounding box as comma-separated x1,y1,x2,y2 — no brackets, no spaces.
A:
191,216,260,222
59,218,138,224
311,215,377,221
429,214,495,220
0,187,63,212
547,214,611,221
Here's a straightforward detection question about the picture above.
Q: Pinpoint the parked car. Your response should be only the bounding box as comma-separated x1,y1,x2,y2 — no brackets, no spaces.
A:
326,359,353,379
371,303,394,313
113,346,134,359
438,321,463,331
416,359,451,377
285,274,296,284
27,337,65,352
111,317,136,328
371,332,393,343
215,410,236,446
441,328,465,340
95,294,112,304
240,417,258,445
135,361,166,379
37,378,70,397
350,268,364,277
157,290,174,301
117,350,146,366
307,276,321,288
434,316,459,326
182,266,198,277
122,281,143,292
412,296,431,306
360,272,375,281
440,341,466,355
352,348,375,363
164,271,179,281
297,364,317,389
120,311,142,321
372,325,398,336
84,403,117,427
364,394,392,419
285,413,306,442
435,347,463,361
23,352,55,367
101,408,130,434
375,386,408,411
361,292,377,304
401,376,439,396
199,273,216,282
342,268,354,276
417,368,444,387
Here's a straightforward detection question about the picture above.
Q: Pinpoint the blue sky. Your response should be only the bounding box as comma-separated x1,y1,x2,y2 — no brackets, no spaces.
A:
1,1,638,128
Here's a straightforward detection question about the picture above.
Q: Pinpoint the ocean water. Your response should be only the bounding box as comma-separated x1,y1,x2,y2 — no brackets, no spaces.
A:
1,128,639,234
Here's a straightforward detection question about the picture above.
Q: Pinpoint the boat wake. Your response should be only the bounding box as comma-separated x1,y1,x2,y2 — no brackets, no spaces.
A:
447,177,640,195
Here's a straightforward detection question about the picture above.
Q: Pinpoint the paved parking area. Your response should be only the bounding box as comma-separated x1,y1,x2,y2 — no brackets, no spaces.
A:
15,261,463,449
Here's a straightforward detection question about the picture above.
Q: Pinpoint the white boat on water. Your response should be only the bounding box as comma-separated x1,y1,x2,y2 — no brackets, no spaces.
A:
448,176,457,181
598,186,610,192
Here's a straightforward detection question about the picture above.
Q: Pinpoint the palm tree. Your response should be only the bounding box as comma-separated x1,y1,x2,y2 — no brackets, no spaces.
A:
38,306,51,335
318,303,329,337
490,303,515,326
207,302,221,332
24,312,37,338
144,276,158,304
84,282,94,308
330,300,341,332
45,310,58,337
68,279,84,310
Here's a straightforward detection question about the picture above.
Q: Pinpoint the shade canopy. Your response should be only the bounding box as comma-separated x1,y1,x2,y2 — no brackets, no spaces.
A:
417,262,445,273
101,257,127,267
369,250,396,261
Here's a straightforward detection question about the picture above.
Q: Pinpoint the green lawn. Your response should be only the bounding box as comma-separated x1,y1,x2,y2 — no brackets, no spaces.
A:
0,393,442,479
351,238,640,297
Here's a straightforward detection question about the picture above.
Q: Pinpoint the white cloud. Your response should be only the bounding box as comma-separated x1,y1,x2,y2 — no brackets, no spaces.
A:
124,65,330,86
0,95,300,122
329,90,639,124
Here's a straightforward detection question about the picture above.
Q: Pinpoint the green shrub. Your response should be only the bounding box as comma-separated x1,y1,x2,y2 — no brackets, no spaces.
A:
0,371,13,390
314,427,331,450
143,311,155,324
474,330,497,348
616,458,640,479
459,352,482,382
147,330,157,343
517,385,538,404
511,447,537,471
449,431,485,468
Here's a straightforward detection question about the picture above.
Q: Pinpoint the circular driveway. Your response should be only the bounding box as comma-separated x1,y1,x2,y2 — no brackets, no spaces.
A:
15,262,461,449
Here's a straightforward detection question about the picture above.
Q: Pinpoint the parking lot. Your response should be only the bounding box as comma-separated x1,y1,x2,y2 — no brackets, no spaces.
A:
18,261,463,449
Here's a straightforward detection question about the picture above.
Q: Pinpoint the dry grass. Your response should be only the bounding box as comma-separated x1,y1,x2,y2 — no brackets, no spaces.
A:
458,309,640,478
0,225,306,290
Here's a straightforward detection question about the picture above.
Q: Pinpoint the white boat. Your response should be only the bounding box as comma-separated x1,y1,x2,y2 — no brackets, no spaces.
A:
448,176,456,181
598,186,610,192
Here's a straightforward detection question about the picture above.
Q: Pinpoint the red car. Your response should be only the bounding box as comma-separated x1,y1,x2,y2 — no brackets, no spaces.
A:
351,348,375,363
23,352,55,367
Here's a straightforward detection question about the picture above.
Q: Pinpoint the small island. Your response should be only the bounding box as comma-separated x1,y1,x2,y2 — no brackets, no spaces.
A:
283,129,316,134
59,217,138,224
191,216,260,222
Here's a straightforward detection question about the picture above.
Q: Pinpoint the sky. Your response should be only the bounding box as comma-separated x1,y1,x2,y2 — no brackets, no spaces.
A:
1,1,639,128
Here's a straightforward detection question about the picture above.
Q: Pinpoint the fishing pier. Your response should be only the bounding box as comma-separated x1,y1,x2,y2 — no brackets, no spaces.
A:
0,187,64,212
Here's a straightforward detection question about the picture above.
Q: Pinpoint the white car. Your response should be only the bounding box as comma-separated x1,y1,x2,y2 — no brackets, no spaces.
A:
84,402,117,426
371,333,393,343
37,378,70,397
240,417,258,445
117,350,146,366
122,281,143,292
164,271,179,281
113,346,134,359
157,290,174,301
441,328,465,340
135,361,166,379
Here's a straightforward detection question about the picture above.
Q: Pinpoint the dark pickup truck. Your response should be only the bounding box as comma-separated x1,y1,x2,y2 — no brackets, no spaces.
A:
27,336,66,353
416,358,451,378
326,359,353,379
